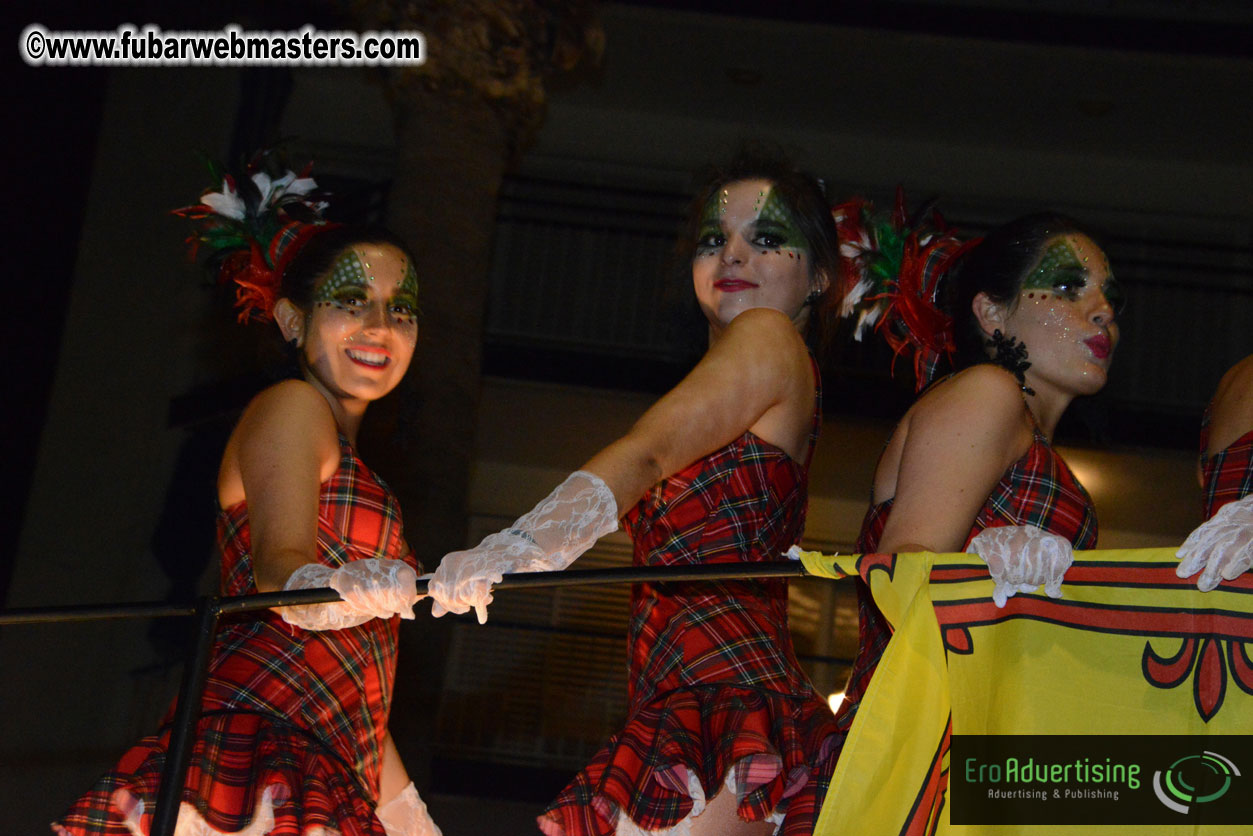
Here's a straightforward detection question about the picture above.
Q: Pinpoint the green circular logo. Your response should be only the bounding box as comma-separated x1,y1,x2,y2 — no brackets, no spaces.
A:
1153,752,1240,814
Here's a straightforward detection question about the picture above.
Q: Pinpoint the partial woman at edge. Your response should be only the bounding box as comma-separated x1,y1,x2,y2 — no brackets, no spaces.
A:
1177,352,1253,590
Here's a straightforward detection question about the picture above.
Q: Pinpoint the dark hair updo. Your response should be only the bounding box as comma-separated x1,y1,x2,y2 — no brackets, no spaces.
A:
944,212,1097,370
677,149,840,354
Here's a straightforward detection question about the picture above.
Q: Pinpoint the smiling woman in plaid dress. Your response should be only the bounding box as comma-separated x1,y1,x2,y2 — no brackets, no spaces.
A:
425,151,844,836
54,159,438,836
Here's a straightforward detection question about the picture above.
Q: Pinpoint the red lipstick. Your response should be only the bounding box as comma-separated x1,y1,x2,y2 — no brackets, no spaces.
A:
714,278,758,292
345,345,392,368
1084,333,1112,360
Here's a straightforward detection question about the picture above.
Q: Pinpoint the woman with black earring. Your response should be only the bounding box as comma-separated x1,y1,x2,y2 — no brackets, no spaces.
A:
832,209,1124,741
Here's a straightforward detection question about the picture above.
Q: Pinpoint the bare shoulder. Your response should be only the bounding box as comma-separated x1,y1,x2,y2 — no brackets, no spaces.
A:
718,309,815,459
901,364,1034,476
912,364,1026,428
220,380,340,505
872,364,1034,539
238,380,337,438
1215,354,1253,403
1208,354,1253,453
716,307,810,375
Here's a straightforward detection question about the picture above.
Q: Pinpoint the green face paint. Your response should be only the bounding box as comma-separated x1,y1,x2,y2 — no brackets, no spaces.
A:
694,185,809,257
314,247,420,324
754,188,808,255
1024,239,1089,300
695,191,724,255
1023,237,1124,314
390,260,420,320
315,249,370,306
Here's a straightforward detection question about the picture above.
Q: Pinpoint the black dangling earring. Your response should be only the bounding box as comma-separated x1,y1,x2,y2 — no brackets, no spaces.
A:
988,329,1035,395
803,289,822,307
282,337,302,378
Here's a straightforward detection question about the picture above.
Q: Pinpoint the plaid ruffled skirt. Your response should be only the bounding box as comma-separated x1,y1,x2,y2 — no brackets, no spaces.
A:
540,678,840,836
53,709,385,836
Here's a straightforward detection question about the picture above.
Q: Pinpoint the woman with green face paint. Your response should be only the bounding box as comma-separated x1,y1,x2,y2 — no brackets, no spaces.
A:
56,168,440,836
426,151,843,836
832,210,1123,781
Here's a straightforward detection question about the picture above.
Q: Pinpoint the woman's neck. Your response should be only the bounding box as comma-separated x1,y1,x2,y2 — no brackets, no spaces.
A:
303,374,367,445
1022,384,1072,442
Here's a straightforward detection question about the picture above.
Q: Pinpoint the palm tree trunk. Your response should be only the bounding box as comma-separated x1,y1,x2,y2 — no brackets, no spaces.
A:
384,85,508,561
364,83,509,787
342,0,602,790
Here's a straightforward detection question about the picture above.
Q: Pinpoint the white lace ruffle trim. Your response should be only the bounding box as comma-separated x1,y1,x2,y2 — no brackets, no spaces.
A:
94,783,341,836
613,763,785,836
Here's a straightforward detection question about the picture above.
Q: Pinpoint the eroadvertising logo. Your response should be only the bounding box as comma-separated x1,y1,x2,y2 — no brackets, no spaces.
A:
1152,751,1240,814
950,735,1252,825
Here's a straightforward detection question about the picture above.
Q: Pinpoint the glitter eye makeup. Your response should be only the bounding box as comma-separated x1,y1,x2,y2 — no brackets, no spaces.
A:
1024,239,1088,300
311,248,421,330
1022,236,1123,317
695,194,725,255
398,259,419,299
696,186,808,258
315,249,371,308
388,261,420,322
752,189,808,255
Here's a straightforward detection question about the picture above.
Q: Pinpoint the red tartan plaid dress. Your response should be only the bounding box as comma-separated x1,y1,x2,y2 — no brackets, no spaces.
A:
1199,402,1253,521
540,361,839,836
834,417,1097,746
54,434,414,836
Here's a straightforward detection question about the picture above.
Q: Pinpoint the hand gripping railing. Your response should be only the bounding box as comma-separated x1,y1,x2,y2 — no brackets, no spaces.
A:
0,561,810,836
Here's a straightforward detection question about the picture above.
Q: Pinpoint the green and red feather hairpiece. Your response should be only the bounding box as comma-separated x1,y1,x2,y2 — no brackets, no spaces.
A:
173,147,332,323
833,186,979,390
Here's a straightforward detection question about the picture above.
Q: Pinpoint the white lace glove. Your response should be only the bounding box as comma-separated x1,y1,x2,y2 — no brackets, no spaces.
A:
966,525,1074,608
376,782,442,836
1177,493,1253,592
428,470,618,624
279,557,420,631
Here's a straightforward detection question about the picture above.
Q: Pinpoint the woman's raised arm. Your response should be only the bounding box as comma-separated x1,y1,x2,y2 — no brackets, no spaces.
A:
428,307,815,623
585,306,813,512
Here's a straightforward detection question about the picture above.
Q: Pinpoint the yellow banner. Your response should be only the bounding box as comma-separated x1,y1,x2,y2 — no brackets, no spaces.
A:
798,549,1253,836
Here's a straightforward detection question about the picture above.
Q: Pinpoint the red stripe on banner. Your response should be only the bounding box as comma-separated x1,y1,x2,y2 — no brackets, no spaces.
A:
934,597,1253,643
1065,562,1253,589
901,716,950,836
929,563,988,581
